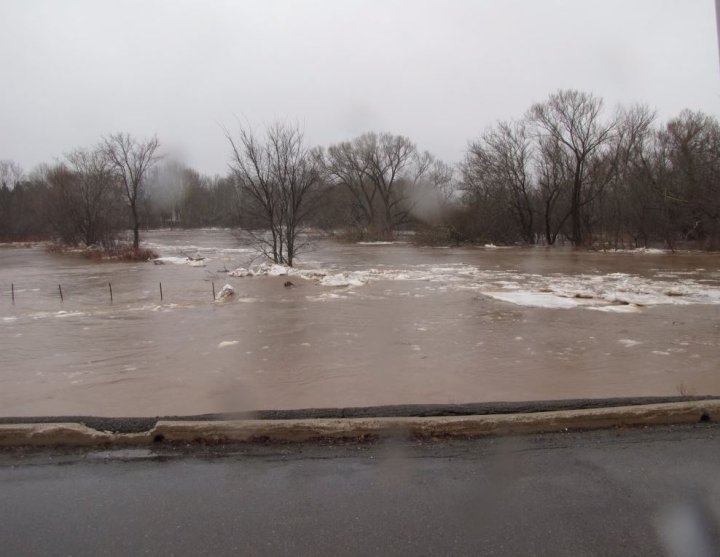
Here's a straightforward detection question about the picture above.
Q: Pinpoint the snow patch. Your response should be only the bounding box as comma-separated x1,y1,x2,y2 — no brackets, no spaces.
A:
618,339,641,347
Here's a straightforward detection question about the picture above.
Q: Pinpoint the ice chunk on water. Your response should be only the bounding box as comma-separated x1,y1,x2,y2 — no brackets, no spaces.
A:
612,247,667,254
185,253,720,312
587,304,640,313
483,291,578,309
217,340,239,348
268,264,289,276
239,263,291,276
215,284,235,300
153,256,207,267
154,256,189,265
618,339,641,347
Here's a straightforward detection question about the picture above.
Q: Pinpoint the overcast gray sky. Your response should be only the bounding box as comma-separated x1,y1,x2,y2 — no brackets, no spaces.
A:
1,0,718,175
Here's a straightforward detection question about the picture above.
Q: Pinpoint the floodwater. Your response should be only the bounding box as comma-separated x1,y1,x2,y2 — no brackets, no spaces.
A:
1,229,719,417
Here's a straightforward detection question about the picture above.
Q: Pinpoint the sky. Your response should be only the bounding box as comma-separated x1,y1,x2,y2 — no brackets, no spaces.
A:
1,0,719,176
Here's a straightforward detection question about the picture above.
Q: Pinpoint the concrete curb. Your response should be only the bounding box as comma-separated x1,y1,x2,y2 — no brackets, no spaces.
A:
2,396,714,433
1,400,719,447
0,423,150,447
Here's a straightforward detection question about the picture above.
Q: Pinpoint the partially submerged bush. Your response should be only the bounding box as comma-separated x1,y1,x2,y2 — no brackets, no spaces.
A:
105,245,159,261
47,242,158,262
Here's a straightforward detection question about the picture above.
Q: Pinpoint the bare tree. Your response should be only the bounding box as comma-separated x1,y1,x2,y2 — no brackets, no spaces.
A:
45,148,121,246
462,121,535,243
227,122,322,266
46,164,83,245
68,148,122,245
658,110,720,247
600,104,656,248
535,135,572,245
529,90,617,246
102,133,160,249
326,132,425,239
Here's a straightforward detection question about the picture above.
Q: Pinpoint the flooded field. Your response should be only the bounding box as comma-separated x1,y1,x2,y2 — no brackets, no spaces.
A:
1,229,719,417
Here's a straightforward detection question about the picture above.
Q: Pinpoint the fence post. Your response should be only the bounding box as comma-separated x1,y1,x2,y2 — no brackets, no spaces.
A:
11,283,14,305
212,281,216,301
58,284,64,302
109,282,113,303
159,282,163,302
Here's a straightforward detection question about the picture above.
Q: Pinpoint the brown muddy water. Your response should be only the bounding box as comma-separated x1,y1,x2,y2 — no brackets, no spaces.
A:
1,229,719,417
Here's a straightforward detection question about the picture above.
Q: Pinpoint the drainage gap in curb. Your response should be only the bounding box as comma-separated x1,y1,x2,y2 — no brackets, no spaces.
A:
153,433,165,443
700,413,711,423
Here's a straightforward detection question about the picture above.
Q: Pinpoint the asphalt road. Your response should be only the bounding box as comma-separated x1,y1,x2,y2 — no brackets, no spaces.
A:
1,425,719,556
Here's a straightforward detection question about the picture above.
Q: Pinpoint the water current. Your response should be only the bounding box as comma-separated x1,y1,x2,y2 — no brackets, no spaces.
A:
1,229,719,417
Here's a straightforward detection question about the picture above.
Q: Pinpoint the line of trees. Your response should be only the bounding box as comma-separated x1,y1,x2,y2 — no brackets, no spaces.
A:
0,134,160,250
460,90,720,249
2,90,719,256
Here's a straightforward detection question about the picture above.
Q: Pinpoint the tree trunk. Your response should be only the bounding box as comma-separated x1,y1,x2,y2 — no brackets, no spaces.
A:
544,199,555,245
571,162,583,246
131,203,139,250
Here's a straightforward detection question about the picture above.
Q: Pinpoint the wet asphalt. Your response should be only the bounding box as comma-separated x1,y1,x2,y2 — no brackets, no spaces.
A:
1,423,719,556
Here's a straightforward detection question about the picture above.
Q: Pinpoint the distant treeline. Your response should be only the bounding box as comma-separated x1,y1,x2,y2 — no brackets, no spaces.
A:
1,89,719,250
